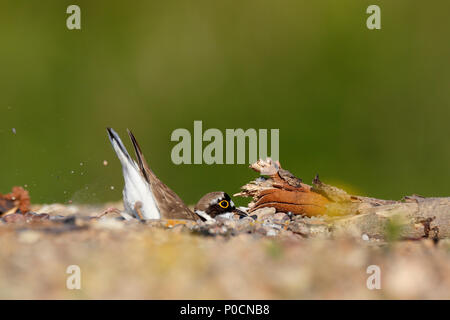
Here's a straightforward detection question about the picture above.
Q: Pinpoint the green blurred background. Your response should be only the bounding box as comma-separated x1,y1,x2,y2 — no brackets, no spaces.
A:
1,0,449,206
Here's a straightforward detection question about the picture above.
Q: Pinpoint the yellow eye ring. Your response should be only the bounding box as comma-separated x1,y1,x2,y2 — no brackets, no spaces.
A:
218,200,229,209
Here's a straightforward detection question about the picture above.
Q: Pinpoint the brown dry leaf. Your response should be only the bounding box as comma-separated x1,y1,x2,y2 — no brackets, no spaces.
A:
0,186,31,215
238,159,331,216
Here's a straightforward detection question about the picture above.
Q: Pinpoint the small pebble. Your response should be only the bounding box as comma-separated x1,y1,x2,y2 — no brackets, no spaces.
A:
3,213,26,223
273,212,289,223
221,219,237,229
24,212,50,222
251,207,276,220
256,227,268,235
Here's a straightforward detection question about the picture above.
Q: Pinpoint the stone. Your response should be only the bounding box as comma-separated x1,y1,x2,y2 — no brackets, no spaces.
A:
288,221,311,236
273,212,289,223
251,207,276,220
256,227,268,235
2,213,26,223
24,212,50,222
221,219,237,229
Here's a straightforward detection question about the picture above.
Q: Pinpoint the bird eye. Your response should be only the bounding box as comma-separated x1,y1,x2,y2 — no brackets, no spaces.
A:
218,200,229,209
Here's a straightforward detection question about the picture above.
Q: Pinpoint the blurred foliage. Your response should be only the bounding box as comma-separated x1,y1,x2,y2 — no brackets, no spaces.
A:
1,0,449,205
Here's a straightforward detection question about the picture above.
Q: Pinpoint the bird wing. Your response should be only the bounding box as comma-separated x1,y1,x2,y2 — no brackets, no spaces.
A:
127,129,199,220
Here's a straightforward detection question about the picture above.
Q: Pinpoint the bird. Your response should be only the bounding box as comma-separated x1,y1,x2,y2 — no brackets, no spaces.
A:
194,191,244,221
106,128,246,221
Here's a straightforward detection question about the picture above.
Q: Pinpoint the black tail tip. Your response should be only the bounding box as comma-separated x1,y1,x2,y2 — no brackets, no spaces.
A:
106,127,118,141
127,128,135,138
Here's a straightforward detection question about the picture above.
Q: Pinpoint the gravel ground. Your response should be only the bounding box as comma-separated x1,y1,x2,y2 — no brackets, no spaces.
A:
0,203,449,299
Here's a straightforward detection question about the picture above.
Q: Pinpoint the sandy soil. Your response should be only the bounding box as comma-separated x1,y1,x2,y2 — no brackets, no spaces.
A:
0,203,449,299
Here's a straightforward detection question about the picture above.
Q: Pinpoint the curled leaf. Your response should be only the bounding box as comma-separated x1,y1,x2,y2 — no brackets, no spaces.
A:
0,186,31,215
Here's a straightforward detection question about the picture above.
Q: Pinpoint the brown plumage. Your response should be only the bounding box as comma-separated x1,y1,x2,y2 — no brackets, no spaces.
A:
126,129,199,220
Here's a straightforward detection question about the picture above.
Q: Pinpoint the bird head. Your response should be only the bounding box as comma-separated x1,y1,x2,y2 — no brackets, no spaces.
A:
194,191,247,221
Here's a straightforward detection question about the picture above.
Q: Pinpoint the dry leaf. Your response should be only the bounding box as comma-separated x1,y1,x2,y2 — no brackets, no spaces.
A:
0,186,31,215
